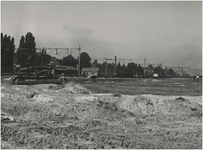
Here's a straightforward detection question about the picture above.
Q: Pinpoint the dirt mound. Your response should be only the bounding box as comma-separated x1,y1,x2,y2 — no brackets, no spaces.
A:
33,94,55,102
1,93,6,98
60,82,92,94
1,77,202,149
118,96,155,115
1,111,15,123
118,95,202,115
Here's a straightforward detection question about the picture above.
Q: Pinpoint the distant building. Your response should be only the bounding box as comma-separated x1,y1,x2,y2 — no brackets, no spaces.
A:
81,68,100,77
153,73,159,78
55,65,77,76
48,57,78,76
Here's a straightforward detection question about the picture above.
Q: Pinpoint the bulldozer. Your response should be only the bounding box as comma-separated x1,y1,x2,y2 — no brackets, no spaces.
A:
10,51,65,85
10,65,65,85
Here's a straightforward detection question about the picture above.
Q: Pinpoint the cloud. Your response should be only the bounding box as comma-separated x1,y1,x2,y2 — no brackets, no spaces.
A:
63,24,95,40
162,44,202,69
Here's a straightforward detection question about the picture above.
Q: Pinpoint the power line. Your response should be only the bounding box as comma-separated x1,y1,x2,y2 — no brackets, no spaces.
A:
13,46,81,77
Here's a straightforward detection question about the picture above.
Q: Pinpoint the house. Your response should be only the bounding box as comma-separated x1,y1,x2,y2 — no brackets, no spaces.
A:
55,65,77,76
153,73,159,78
81,68,100,77
48,57,78,76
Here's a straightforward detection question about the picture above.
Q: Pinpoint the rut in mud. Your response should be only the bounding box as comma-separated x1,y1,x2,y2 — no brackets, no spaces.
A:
1,77,202,149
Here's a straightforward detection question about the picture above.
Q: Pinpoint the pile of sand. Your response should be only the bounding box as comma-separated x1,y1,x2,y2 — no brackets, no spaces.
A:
1,93,6,98
117,95,202,115
74,95,97,103
117,96,155,115
60,82,92,94
1,111,15,122
33,94,55,102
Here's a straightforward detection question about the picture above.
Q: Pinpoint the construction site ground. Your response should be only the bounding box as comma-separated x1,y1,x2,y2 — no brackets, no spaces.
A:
1,76,202,149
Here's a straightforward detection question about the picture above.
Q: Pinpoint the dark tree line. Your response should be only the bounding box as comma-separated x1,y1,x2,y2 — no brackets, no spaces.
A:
1,33,15,73
0,31,148,77
55,52,92,71
1,31,180,77
16,32,37,67
91,59,179,78
91,59,144,77
1,32,52,74
57,55,78,68
16,32,51,67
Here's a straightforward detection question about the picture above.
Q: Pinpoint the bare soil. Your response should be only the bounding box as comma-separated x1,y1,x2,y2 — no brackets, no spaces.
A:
1,77,202,149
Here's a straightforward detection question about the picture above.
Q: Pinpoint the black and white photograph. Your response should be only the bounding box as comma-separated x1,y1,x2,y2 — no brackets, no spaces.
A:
1,0,202,149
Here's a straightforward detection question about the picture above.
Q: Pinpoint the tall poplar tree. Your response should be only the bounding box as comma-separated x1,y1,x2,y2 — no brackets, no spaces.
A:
1,33,15,73
16,32,36,66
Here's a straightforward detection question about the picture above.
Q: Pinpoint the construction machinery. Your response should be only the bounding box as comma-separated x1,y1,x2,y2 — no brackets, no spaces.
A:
10,65,65,85
10,47,66,85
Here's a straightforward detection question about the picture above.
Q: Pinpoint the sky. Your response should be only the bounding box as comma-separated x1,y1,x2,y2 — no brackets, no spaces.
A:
1,1,202,69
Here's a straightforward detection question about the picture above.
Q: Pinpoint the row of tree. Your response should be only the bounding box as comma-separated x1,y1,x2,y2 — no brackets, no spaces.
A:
57,54,178,78
16,32,52,67
1,32,93,74
91,61,178,77
1,31,179,77
1,33,15,72
1,32,52,73
56,52,92,70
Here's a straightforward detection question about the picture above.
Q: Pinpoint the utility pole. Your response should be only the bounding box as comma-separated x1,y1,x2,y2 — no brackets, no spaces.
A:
78,46,81,77
159,62,162,77
67,48,69,55
13,48,16,74
104,57,116,77
188,67,190,76
144,58,146,78
114,56,117,76
69,49,71,75
105,58,107,77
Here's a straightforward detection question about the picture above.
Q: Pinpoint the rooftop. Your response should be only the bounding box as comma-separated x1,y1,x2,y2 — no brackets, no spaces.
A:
81,68,99,72
55,65,77,71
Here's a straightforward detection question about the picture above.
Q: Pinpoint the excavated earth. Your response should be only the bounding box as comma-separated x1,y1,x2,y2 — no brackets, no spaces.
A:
1,77,202,149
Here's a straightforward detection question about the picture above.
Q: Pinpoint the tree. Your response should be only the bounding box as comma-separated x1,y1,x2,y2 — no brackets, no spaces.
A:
62,55,78,68
56,58,63,65
19,35,25,48
80,52,91,69
16,32,36,67
116,62,122,76
107,63,115,76
167,68,176,77
92,59,98,67
1,33,3,44
121,64,127,77
19,32,36,48
154,66,165,77
33,48,51,66
107,63,114,72
1,33,15,73
137,64,144,76
127,62,137,77
98,62,106,76
145,64,154,77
